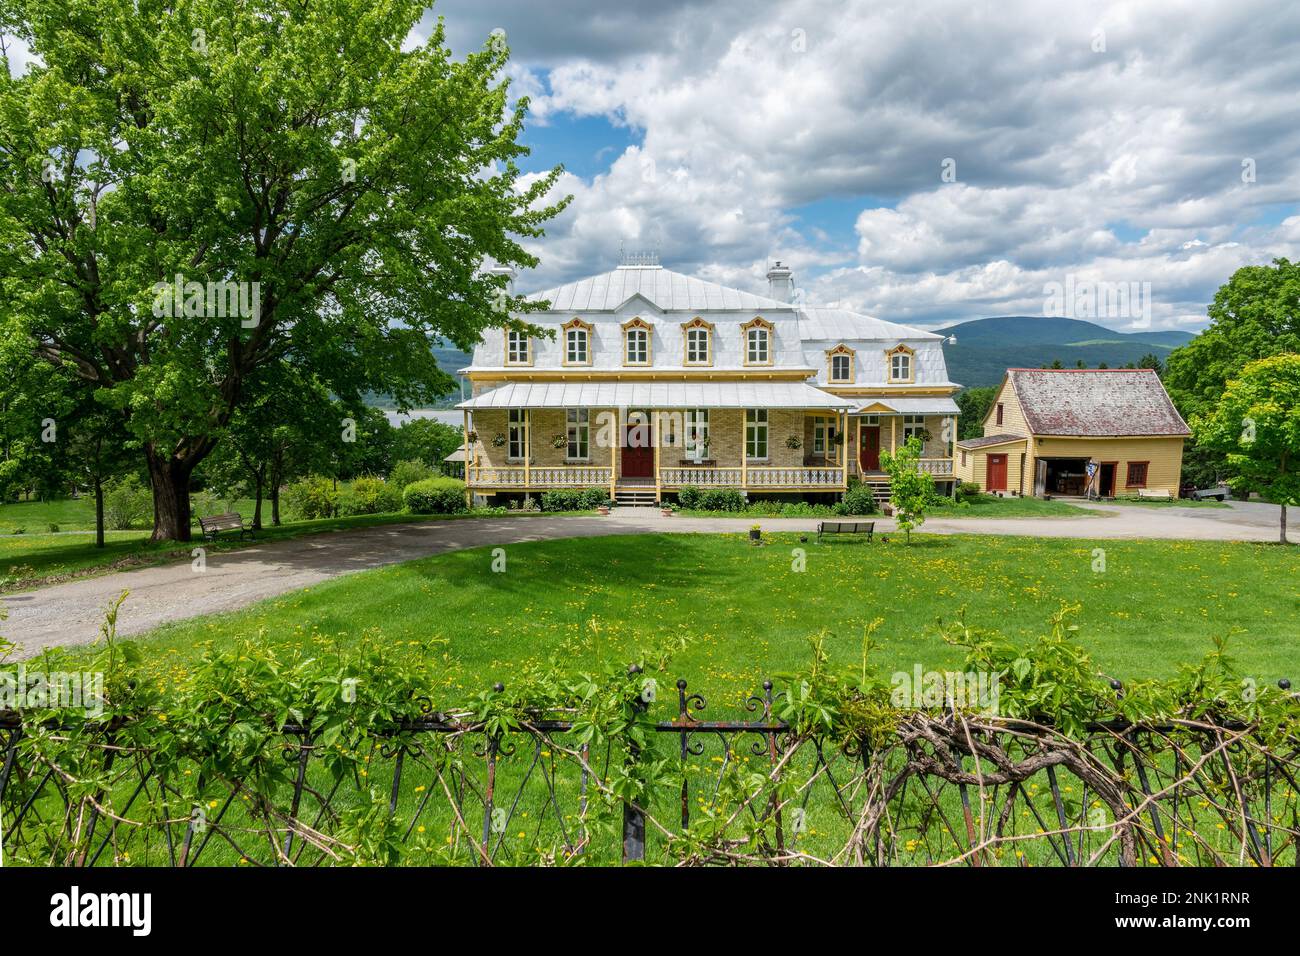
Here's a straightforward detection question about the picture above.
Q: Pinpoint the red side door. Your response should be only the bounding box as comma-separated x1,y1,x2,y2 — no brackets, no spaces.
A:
986,454,1007,491
859,426,880,471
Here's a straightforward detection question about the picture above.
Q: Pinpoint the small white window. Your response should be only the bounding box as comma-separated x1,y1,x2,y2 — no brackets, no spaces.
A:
831,354,851,382
813,417,832,455
625,327,649,365
746,327,770,364
890,352,912,381
506,331,530,365
686,326,710,364
566,327,589,364
902,414,926,444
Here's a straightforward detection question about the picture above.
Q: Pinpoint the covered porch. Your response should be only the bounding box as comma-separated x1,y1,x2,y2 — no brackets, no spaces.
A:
846,397,960,482
457,381,855,501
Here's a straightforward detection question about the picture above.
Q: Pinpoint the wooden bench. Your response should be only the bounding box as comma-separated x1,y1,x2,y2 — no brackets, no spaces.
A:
817,520,874,543
1136,489,1171,500
198,512,254,541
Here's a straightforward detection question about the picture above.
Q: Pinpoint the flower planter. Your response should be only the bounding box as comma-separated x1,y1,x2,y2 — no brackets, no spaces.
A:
597,506,611,516
748,528,762,542
661,508,674,517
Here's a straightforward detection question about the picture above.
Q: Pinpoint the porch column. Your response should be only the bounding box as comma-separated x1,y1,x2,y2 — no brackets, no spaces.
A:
463,408,472,508
890,415,897,454
653,410,662,503
840,410,849,489
609,407,618,500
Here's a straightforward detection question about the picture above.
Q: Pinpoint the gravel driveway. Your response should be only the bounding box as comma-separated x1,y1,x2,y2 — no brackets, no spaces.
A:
3,500,1291,658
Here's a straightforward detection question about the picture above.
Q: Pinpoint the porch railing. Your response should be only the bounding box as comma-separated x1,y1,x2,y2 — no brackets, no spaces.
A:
659,466,743,488
919,458,954,476
469,465,611,488
746,466,843,488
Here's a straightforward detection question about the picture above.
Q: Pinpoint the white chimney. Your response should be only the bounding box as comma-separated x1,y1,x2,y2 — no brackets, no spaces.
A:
766,260,793,302
486,262,516,294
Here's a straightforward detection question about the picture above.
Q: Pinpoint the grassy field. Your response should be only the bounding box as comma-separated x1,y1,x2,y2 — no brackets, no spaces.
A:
928,494,1096,518
130,532,1300,707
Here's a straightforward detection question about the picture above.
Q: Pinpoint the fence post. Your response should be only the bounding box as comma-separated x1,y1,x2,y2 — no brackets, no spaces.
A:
622,665,647,864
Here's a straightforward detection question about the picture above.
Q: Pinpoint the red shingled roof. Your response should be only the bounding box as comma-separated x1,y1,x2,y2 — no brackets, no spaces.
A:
1005,369,1190,437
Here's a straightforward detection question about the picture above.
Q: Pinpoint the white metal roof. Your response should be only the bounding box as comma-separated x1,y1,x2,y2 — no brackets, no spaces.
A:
854,397,961,415
797,308,942,342
527,265,794,313
458,382,853,410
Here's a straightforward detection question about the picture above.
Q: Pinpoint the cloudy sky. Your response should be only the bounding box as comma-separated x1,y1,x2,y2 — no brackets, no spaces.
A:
432,0,1300,331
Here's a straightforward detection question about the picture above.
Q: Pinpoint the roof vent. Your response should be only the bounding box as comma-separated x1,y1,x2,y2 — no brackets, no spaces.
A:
619,246,660,268
485,262,516,293
766,260,794,302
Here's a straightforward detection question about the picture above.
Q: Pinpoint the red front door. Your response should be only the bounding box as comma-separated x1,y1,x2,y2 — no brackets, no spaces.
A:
987,454,1007,491
622,418,654,478
859,426,880,472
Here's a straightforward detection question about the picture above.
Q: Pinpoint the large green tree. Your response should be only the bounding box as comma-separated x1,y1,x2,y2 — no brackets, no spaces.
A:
0,0,565,540
1193,354,1300,544
1165,259,1300,421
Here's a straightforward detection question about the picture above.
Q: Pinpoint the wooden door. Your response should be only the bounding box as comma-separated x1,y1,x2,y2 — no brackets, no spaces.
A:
987,454,1008,491
859,426,881,471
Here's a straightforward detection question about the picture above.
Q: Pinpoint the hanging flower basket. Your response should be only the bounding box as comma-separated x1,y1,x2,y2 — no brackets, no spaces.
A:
551,435,567,450
491,433,507,448
785,436,802,450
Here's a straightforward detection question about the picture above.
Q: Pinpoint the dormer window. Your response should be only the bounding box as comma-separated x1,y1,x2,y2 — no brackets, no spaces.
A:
505,329,531,366
886,344,915,383
622,318,652,366
826,344,854,383
742,317,773,366
562,318,593,366
682,317,713,366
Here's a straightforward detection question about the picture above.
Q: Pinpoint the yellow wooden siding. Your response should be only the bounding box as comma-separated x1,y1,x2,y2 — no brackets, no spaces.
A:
957,443,1028,493
984,378,1031,437
1029,436,1185,495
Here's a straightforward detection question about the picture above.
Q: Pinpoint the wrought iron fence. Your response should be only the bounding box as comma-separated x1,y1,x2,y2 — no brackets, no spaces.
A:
2,675,1297,867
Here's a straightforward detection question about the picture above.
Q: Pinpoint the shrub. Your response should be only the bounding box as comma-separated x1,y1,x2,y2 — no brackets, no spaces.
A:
103,475,153,530
340,476,403,516
677,485,702,509
539,487,609,512
697,488,745,512
957,481,982,502
389,459,434,491
403,477,466,514
283,476,340,521
835,482,877,516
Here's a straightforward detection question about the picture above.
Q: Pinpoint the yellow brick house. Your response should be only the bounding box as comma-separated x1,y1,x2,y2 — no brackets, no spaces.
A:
955,368,1190,498
457,257,961,505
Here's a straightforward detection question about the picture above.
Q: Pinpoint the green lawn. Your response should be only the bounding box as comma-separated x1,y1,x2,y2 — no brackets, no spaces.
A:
929,494,1096,518
131,532,1300,708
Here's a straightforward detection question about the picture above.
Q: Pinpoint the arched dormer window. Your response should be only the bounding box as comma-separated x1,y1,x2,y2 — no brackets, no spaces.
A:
742,317,774,366
681,317,713,366
826,344,855,384
622,317,652,366
562,318,593,366
886,344,915,383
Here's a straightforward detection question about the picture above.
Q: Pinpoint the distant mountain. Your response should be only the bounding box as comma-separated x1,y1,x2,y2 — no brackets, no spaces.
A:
933,316,1197,388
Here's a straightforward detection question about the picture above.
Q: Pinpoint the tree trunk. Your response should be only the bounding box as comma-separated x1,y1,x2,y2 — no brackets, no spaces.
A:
252,469,264,530
94,476,105,549
1282,503,1289,545
146,448,196,542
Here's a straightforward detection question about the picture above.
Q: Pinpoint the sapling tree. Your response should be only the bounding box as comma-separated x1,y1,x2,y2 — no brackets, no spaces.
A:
880,435,935,543
1193,353,1300,544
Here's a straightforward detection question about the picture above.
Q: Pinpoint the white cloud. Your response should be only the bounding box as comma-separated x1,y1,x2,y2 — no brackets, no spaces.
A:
458,0,1300,330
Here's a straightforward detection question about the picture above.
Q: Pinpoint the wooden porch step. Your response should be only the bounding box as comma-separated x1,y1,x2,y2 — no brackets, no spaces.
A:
615,489,659,506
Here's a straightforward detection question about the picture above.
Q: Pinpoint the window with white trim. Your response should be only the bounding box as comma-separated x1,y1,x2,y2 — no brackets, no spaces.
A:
890,352,912,382
625,327,648,365
831,353,851,382
686,326,710,364
506,331,530,365
902,414,926,444
566,408,589,460
508,409,527,459
746,327,770,364
685,409,710,461
566,326,589,364
812,416,834,455
746,409,769,460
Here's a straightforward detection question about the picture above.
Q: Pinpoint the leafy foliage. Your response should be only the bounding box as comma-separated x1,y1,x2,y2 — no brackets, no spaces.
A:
880,436,935,541
402,477,466,514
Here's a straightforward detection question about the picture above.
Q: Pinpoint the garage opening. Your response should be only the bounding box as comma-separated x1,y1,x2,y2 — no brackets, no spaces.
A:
1040,457,1090,497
